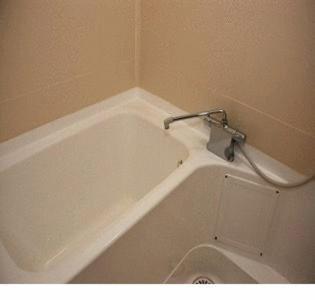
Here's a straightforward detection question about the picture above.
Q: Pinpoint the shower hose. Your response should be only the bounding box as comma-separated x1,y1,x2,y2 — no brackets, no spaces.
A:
236,144,315,189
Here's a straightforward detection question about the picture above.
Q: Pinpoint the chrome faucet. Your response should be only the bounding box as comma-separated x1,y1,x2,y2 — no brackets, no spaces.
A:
164,109,246,162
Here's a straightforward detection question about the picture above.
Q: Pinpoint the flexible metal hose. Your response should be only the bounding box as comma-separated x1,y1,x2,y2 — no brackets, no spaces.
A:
237,144,315,189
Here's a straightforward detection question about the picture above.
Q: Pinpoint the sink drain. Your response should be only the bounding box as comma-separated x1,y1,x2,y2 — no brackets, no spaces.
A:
192,276,214,284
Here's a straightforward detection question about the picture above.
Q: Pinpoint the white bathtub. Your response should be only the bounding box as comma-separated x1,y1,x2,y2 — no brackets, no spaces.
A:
0,111,189,272
0,89,204,282
0,88,314,283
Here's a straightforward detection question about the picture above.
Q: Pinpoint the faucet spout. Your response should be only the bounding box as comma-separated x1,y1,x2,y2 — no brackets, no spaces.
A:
164,117,174,129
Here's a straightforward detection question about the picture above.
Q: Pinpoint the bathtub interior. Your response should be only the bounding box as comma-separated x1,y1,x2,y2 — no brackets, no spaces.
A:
0,113,189,272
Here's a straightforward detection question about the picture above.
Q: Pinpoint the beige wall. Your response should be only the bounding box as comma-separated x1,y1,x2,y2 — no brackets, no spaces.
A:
1,1,314,174
140,0,315,175
0,0,136,142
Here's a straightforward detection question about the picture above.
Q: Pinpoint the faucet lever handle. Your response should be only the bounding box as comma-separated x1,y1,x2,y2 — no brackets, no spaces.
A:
164,109,228,130
207,109,228,126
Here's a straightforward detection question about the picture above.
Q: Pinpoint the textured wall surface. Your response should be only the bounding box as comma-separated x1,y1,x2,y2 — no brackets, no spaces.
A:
140,0,315,174
0,0,136,141
1,1,314,174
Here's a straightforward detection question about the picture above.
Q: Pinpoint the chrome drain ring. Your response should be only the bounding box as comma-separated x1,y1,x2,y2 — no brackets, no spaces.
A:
192,276,214,284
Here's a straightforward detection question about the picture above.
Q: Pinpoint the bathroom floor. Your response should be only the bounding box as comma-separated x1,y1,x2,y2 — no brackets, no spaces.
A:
164,245,257,284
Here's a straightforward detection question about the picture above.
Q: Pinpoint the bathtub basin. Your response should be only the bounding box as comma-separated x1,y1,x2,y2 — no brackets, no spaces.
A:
0,89,204,282
0,114,188,272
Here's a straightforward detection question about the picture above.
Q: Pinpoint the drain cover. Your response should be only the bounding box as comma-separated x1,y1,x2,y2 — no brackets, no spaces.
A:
192,276,214,284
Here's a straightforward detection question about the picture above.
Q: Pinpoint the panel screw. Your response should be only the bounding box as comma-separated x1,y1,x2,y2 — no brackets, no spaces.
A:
177,160,183,167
